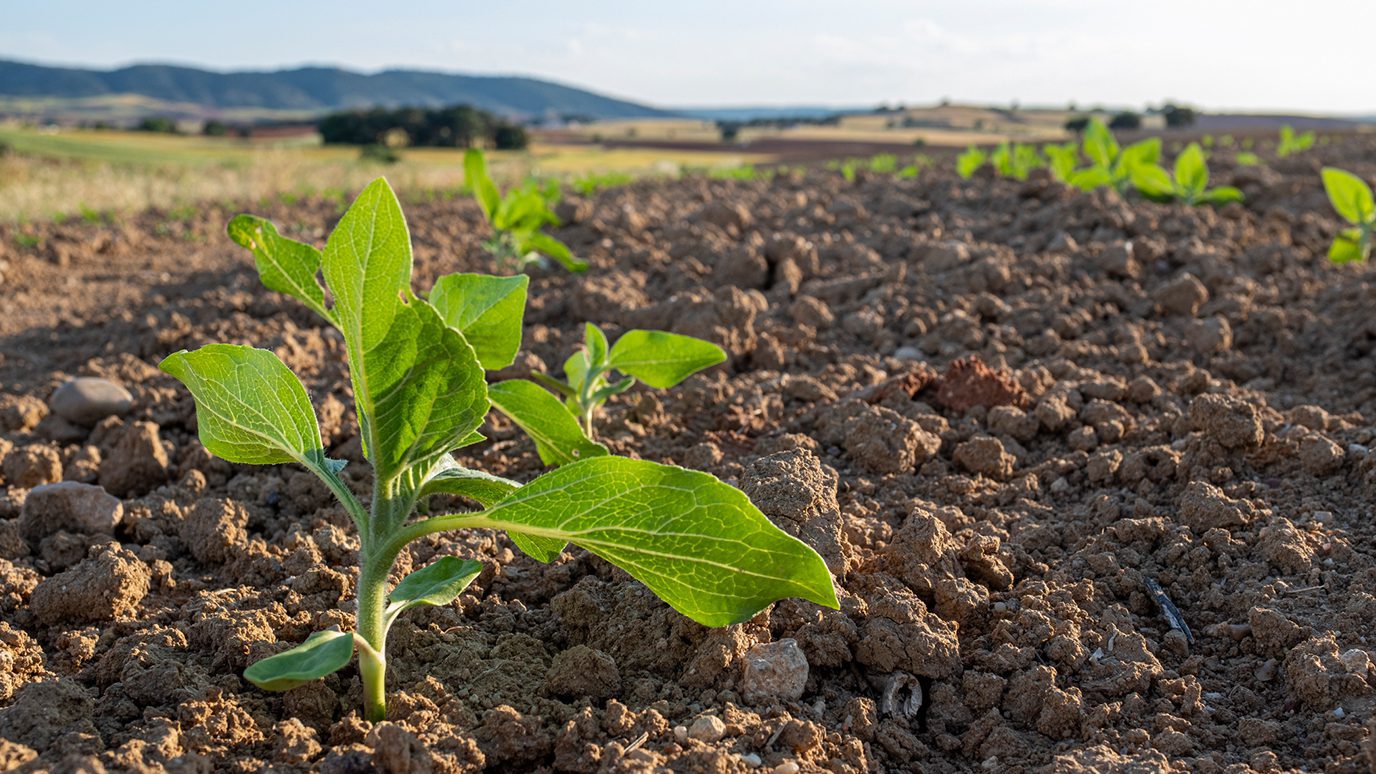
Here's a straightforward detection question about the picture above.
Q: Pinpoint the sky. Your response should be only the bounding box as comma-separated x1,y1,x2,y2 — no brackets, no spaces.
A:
3,1,1372,114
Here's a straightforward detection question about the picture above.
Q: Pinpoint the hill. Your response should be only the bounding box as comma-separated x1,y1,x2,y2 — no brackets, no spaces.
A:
0,58,671,121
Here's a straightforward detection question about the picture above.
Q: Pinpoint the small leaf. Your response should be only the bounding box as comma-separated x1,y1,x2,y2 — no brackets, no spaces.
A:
430,273,529,370
487,380,608,466
584,323,610,367
420,457,520,505
1068,167,1112,191
564,350,590,393
1122,138,1161,166
227,215,333,322
387,557,483,618
464,149,500,222
956,147,985,179
243,630,354,691
160,345,334,475
1329,227,1370,264
1082,119,1118,168
1322,167,1375,225
1198,186,1244,206
479,457,840,627
1174,144,1208,194
525,232,588,272
1130,163,1175,200
607,330,727,389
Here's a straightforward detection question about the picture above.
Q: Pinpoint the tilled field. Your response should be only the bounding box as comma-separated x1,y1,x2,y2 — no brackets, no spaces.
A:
1,139,1375,772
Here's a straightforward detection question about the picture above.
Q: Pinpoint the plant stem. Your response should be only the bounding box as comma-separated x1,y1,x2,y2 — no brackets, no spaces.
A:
356,551,390,722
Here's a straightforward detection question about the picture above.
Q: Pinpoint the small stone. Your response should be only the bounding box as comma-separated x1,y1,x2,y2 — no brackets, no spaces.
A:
1154,273,1209,317
772,763,801,774
1187,316,1232,354
1340,649,1370,678
741,639,809,703
19,482,123,542
688,715,726,743
49,378,133,427
893,346,923,362
741,753,763,767
2,445,62,488
673,725,688,743
1096,241,1138,278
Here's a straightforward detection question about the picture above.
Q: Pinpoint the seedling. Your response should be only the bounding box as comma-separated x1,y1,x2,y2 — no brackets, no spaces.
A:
499,322,726,442
464,149,585,273
1277,125,1315,158
1042,142,1079,182
956,145,987,179
1131,143,1244,206
1236,151,1261,167
1321,167,1375,263
181,179,836,721
1066,118,1161,193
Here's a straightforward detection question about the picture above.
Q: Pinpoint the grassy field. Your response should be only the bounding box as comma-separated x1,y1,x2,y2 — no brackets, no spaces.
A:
0,126,768,223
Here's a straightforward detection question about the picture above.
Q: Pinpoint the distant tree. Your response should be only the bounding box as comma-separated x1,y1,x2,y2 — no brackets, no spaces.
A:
1108,111,1142,130
718,121,741,143
318,104,514,149
1162,104,1198,128
1064,116,1091,133
202,120,230,137
493,124,529,150
136,116,179,134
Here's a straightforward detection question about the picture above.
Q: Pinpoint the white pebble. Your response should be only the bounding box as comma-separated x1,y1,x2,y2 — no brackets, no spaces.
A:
688,715,726,743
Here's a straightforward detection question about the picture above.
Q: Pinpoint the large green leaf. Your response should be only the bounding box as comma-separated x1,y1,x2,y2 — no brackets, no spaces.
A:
1130,163,1175,201
1068,167,1112,191
365,298,490,483
227,215,333,322
429,273,529,370
1322,167,1375,225
160,345,334,475
386,557,483,623
478,457,839,627
464,149,501,223
488,380,608,466
244,630,354,691
607,330,727,389
1174,144,1208,194
1329,227,1370,264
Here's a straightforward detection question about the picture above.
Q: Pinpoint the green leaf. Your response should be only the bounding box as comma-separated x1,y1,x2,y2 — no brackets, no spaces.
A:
386,557,483,619
488,380,608,466
227,215,333,322
478,457,840,627
429,273,529,370
1068,167,1112,191
564,350,590,393
524,232,588,273
607,330,726,389
1329,227,1370,264
956,147,986,179
1130,163,1176,200
1082,119,1118,168
584,323,609,367
1198,186,1244,206
464,149,500,222
243,630,354,691
1322,167,1375,225
419,457,520,505
1122,137,1161,167
364,298,490,483
160,345,333,474
1174,144,1208,193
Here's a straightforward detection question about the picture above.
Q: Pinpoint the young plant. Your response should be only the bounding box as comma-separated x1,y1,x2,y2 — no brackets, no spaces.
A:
190,180,836,721
464,148,585,273
1235,151,1261,167
1321,167,1375,263
1277,124,1315,158
497,322,726,442
1131,143,1244,206
1042,141,1079,182
956,145,987,179
1066,118,1161,193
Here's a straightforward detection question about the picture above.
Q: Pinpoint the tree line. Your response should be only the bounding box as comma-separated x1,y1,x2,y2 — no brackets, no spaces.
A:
317,105,528,150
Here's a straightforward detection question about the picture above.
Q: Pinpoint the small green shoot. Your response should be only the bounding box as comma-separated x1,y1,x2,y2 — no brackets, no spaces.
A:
1042,142,1079,182
171,179,837,722
1235,151,1261,167
504,322,726,439
1277,125,1315,158
956,145,987,179
1321,167,1375,263
1066,118,1161,193
1131,143,1244,206
465,149,585,274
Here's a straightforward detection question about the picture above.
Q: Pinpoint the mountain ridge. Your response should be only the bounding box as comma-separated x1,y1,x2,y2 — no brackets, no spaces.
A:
0,58,671,120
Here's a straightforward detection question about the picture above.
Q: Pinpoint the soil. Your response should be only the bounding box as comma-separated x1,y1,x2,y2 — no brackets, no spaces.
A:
1,137,1376,772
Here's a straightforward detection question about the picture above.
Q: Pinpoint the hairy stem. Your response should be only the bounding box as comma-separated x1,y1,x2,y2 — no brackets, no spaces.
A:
356,552,389,722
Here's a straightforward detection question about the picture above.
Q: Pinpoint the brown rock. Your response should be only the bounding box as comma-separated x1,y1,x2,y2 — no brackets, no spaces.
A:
180,497,248,564
935,356,1028,413
30,543,151,624
1154,273,1209,316
954,435,1015,479
98,421,169,496
1189,393,1265,449
2,444,62,488
19,481,123,542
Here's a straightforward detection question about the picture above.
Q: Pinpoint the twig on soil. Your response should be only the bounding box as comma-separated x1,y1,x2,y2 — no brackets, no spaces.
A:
623,731,649,753
1143,577,1194,646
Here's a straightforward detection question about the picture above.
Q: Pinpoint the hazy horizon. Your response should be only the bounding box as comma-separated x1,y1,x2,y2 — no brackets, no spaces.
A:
4,1,1372,115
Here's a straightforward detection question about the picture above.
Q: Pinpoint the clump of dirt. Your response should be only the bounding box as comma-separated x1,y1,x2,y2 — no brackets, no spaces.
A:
3,135,1376,771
